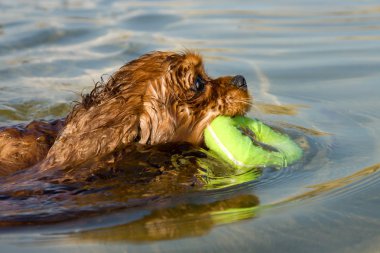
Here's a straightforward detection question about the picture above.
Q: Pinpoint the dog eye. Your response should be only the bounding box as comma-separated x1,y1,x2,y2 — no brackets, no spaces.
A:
193,76,205,92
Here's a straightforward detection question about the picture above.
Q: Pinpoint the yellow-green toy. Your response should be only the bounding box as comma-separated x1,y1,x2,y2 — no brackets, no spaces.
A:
204,116,303,170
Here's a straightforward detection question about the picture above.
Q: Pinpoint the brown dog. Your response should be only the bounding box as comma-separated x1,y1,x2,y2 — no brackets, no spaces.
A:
0,51,250,176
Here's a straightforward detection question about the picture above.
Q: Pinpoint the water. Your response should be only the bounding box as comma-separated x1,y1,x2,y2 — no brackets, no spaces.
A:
1,0,380,252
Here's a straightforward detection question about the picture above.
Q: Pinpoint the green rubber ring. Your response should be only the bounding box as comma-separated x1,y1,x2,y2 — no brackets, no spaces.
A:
204,116,303,169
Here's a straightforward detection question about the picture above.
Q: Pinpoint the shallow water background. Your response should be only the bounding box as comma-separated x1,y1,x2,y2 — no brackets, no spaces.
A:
1,0,380,252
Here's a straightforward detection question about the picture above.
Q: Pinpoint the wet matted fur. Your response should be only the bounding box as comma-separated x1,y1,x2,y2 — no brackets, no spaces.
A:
0,51,251,176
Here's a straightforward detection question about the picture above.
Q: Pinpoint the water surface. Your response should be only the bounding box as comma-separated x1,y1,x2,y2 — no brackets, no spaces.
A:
1,0,380,252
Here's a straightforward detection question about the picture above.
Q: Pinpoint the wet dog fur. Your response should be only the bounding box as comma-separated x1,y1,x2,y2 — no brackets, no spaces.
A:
0,51,250,176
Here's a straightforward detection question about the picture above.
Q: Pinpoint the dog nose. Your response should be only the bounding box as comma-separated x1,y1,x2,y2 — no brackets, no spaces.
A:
231,75,247,89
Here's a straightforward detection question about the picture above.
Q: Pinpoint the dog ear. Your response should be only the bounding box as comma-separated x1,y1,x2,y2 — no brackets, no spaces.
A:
43,91,142,170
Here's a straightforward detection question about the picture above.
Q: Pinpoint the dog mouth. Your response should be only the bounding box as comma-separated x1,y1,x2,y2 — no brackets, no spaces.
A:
224,96,252,117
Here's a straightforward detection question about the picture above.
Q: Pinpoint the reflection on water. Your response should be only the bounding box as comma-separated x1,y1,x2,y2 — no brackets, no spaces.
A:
70,162,380,243
70,194,259,242
254,102,307,116
1,0,380,252
0,100,71,122
279,163,380,204
0,142,263,226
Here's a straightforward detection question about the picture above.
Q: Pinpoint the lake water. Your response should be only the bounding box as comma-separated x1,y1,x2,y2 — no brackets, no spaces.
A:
1,0,380,252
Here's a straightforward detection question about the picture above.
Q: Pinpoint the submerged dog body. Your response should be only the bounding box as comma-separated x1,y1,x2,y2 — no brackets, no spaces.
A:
0,51,250,176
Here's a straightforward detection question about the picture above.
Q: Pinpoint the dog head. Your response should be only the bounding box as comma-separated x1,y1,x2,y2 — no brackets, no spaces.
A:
132,51,251,144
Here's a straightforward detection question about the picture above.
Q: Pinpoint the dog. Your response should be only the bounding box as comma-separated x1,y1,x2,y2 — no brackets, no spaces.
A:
0,51,250,177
